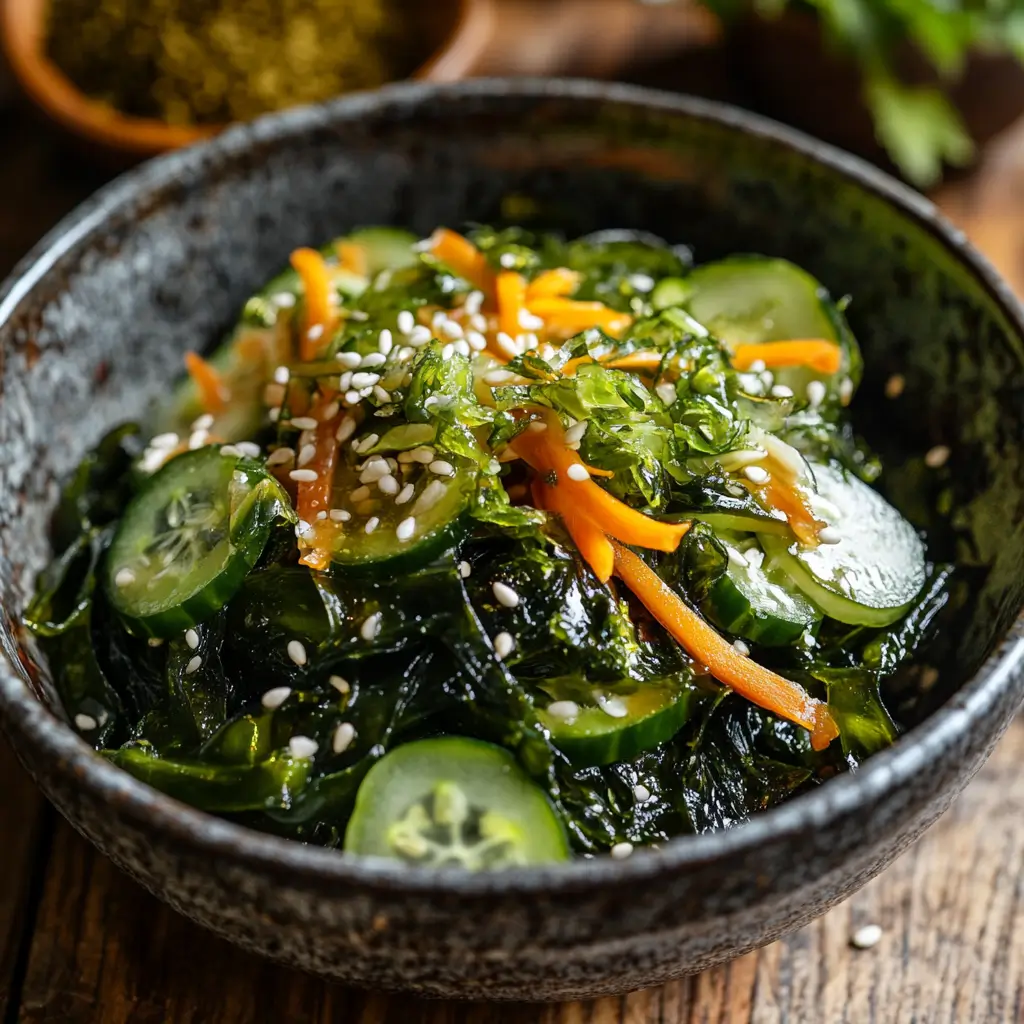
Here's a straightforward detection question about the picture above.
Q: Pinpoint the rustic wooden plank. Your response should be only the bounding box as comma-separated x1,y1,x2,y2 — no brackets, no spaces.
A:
14,716,1024,1023
0,739,49,1021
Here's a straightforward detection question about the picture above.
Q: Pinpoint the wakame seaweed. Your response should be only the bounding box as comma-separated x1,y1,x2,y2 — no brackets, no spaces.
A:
25,225,950,866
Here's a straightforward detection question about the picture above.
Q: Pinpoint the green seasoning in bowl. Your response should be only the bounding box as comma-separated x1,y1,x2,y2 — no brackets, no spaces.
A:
25,225,951,867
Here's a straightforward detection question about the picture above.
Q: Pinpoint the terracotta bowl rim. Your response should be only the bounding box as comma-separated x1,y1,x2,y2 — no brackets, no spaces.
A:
2,77,1024,895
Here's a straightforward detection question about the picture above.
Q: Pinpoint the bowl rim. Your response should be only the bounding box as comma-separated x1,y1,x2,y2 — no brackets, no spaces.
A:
3,76,1024,895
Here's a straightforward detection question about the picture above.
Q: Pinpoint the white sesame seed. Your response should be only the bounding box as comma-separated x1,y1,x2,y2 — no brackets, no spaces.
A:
925,445,950,468
295,520,313,538
395,483,415,505
655,382,678,407
290,416,318,431
185,655,202,675
378,328,393,354
748,359,766,373
818,526,842,544
333,722,357,754
188,429,209,450
564,421,588,445
150,432,179,449
566,463,590,482
359,458,389,483
629,273,656,292
114,568,136,588
633,784,652,804
396,516,417,542
546,700,579,723
518,310,545,331
495,331,518,357
184,628,200,650
350,485,371,502
378,474,399,495
839,378,854,405
492,581,520,608
493,631,515,660
440,342,455,361
397,310,415,335
351,372,381,389
335,418,357,443
466,331,487,352
454,340,471,357
484,370,515,386
336,350,362,369
885,374,905,399
408,446,435,464
329,508,350,522
261,686,292,710
432,309,448,329
236,441,262,459
361,611,382,641
599,696,628,718
287,639,307,666
743,465,770,484
273,365,291,385
191,413,215,431
268,408,281,423
272,292,296,308
329,675,350,695
361,352,387,368
219,445,242,458
469,313,487,333
74,713,98,731
610,841,634,860
771,384,794,399
307,324,324,341
527,420,548,433
409,325,433,346
316,510,327,520
147,638,164,647
429,459,455,477
464,290,484,315
412,479,448,514
806,379,827,408
373,385,391,403
733,639,750,656
289,735,319,759
344,390,362,406
365,516,380,534
459,560,472,578
353,433,380,454
851,924,883,950
289,469,318,483
297,443,317,467
441,318,464,340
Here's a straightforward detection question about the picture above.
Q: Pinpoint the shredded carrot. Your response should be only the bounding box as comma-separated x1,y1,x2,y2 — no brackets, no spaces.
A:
296,399,344,571
526,268,581,301
604,351,665,374
560,355,595,377
289,248,335,361
537,480,614,583
513,411,689,552
527,297,633,339
611,542,838,750
497,271,528,341
184,352,229,414
428,229,495,299
762,478,824,547
581,462,615,479
336,241,368,277
732,340,842,375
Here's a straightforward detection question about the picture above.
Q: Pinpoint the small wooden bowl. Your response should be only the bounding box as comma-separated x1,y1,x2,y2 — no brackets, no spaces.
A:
0,0,495,161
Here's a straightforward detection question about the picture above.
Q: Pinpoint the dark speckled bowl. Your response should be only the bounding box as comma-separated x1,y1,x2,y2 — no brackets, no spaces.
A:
3,80,1024,1002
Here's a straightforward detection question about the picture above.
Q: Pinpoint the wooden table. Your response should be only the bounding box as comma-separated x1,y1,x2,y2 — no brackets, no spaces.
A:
4,96,1024,1023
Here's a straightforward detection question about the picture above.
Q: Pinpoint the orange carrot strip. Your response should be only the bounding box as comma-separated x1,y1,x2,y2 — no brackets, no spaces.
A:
497,271,528,340
537,481,614,583
526,268,581,301
428,229,495,298
581,462,614,479
604,351,664,374
611,542,838,750
732,340,842,375
184,352,229,414
296,400,344,571
512,412,689,552
763,478,824,547
527,297,633,339
336,241,368,277
290,248,334,361
560,355,595,377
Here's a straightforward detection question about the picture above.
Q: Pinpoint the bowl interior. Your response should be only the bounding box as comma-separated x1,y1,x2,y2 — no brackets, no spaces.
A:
3,81,1024,789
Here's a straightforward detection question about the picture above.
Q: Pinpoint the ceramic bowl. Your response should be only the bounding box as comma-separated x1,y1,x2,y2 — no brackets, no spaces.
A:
2,80,1024,1002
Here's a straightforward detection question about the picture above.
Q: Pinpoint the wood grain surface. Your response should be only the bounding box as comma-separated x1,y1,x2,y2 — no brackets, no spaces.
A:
5,76,1024,1024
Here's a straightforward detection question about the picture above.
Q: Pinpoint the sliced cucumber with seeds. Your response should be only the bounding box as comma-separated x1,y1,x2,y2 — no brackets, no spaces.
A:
760,462,926,627
105,446,293,637
344,737,569,868
537,676,702,767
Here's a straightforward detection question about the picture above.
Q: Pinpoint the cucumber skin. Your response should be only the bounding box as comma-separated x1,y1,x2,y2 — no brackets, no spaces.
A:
701,571,817,647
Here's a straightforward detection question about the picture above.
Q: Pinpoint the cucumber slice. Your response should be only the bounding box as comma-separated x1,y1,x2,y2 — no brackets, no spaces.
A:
105,446,293,637
761,463,926,627
677,257,858,397
343,737,569,868
700,534,820,646
651,276,690,311
537,676,701,767
346,227,419,275
690,511,791,537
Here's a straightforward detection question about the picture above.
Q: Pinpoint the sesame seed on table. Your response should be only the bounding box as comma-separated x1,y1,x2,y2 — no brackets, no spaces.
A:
6,72,1024,1024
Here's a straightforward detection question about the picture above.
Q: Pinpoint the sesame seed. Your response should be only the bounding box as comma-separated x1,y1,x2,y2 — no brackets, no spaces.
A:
850,924,883,950
518,309,545,331
629,273,656,292
839,378,854,405
499,252,517,269
289,735,319,759
359,458,390,483
273,365,290,385
236,442,261,459
333,722,357,754
527,420,548,433
771,384,794,399
412,479,448,514
633,784,652,803
329,508,351,522
306,323,324,341
459,560,472,578
492,581,520,608
493,631,515,660
147,638,164,647
351,372,381,389
290,416,318,431
396,516,416,542
440,318,464,340
184,628,200,650
546,700,579,723
655,382,678,406
297,443,317,467
925,445,950,468
361,611,382,641
329,675,350,695
409,446,435,464
885,374,905,399
350,485,371,502
466,331,487,351
185,655,202,675
344,390,362,406
465,290,484,315
361,352,387,368
114,568,136,588
378,474,399,495
188,429,209,450
272,292,296,308
373,385,391,404
806,380,827,407
289,469,318,483
287,639,307,666
261,686,292,710
599,695,628,718
397,310,415,335
432,309,448,329
818,526,842,544
454,340,471,357
409,325,433,346
441,343,455,361
74,713,98,731
495,332,518,357
295,520,313,538
567,463,590,482
219,445,242,458
336,350,362,369
469,313,488,332
191,413,215,431
564,421,588,444
484,370,515,386
743,465,770,484
353,433,380,454
335,418,356,443
150,432,179,449
395,483,415,505
365,517,380,534
268,408,281,423
610,841,634,860
429,460,455,477
378,328,393,354
733,639,750,656
316,510,327,520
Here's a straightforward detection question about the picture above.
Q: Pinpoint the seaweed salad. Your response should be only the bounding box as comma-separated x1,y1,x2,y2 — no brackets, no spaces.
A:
26,225,951,868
